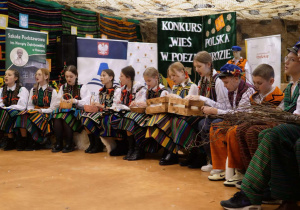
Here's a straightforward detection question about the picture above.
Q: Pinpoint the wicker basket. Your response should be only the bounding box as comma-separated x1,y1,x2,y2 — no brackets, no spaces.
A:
168,98,204,116
84,95,99,113
145,97,169,115
130,107,146,113
59,93,73,109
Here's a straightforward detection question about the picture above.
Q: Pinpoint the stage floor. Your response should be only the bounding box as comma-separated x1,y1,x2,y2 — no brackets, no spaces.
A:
0,150,279,210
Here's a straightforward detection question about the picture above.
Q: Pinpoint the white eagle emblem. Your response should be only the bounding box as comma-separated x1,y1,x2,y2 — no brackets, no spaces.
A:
98,42,109,55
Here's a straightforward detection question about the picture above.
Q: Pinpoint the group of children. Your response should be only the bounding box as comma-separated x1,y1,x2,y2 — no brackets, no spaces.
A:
1,42,300,209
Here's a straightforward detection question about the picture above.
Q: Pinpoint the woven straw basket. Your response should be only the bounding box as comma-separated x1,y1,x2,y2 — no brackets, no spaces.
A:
84,95,99,113
59,93,73,109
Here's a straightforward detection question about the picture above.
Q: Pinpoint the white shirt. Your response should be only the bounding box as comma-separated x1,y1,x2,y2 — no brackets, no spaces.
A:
27,84,59,114
0,84,29,111
57,84,91,109
232,57,252,84
199,81,255,115
111,81,147,111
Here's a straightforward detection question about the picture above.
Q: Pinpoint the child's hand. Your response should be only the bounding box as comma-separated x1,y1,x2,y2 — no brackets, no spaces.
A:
136,101,147,108
201,106,218,115
185,95,199,100
33,109,42,113
130,101,137,107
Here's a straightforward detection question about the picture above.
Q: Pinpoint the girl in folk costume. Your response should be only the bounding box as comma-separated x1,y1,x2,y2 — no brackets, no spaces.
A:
221,43,300,210
117,67,168,161
101,66,146,156
176,51,228,168
1,69,29,150
146,62,199,165
81,69,118,154
14,68,58,151
52,65,91,153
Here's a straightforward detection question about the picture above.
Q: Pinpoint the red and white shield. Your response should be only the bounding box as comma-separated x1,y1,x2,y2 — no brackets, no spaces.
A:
98,42,109,55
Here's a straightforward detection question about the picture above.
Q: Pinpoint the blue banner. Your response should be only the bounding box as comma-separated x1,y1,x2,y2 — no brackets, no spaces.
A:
77,38,128,60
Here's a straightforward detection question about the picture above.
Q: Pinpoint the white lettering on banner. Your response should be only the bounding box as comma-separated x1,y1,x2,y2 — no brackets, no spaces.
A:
160,52,169,61
205,34,230,47
169,37,192,47
171,53,196,62
209,49,231,61
14,41,26,47
162,21,202,33
7,33,21,39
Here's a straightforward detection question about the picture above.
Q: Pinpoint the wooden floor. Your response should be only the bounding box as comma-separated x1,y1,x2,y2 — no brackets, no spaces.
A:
0,150,279,210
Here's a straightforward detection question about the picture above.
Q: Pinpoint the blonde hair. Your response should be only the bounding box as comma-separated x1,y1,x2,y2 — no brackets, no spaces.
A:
36,68,50,83
168,62,189,83
144,67,159,78
193,51,213,71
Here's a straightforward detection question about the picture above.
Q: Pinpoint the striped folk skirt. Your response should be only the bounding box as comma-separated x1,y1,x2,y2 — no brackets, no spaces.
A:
52,108,83,132
242,124,300,204
117,111,161,153
81,112,103,136
14,110,52,143
102,111,124,138
0,108,20,133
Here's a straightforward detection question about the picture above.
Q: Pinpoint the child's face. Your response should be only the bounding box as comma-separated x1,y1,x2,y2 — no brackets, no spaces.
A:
100,71,113,86
144,76,158,89
65,71,77,86
4,70,18,86
233,51,241,59
169,69,185,85
119,72,131,86
35,70,48,84
285,52,300,76
194,61,211,77
253,76,273,95
221,76,240,92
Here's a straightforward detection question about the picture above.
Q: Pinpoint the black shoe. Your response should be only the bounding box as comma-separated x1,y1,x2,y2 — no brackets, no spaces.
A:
52,144,63,153
89,137,104,154
127,146,145,161
262,188,282,205
85,134,95,153
62,145,74,153
3,138,15,151
123,135,135,160
159,152,178,165
179,147,200,167
110,140,128,156
220,191,261,209
16,137,27,151
25,137,40,151
188,152,207,169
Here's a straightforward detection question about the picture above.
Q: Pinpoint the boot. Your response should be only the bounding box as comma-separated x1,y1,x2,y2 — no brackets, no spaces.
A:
110,139,128,156
123,135,135,160
62,138,74,153
179,147,198,166
25,137,39,151
89,137,104,153
127,145,145,161
85,134,95,153
16,136,27,151
52,137,63,153
188,149,207,169
159,151,179,165
3,137,15,151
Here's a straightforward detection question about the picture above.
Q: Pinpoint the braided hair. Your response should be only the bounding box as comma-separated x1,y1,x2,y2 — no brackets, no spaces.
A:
193,51,214,98
2,69,21,106
65,65,80,98
121,66,135,96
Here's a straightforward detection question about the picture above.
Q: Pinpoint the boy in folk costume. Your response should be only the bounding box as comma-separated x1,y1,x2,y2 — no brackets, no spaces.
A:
227,46,252,84
220,42,300,210
52,65,91,153
146,62,198,165
14,68,58,150
81,69,118,154
101,66,147,156
195,64,255,177
209,64,284,187
0,69,29,150
117,67,169,161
